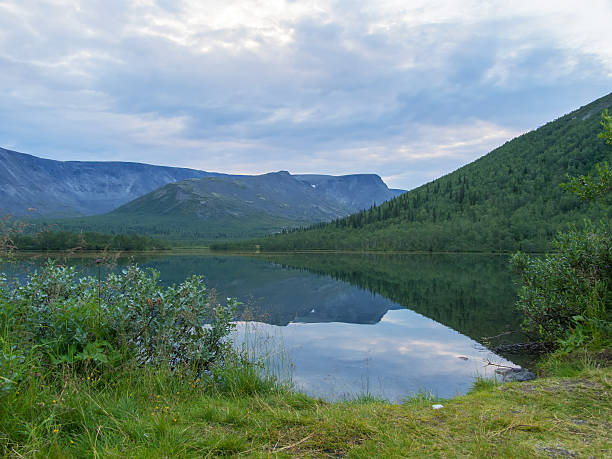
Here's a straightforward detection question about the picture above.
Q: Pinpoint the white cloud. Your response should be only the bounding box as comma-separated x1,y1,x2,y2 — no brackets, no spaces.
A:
0,0,610,189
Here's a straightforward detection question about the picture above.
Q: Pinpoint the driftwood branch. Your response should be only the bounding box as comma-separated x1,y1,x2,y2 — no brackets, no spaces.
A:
483,359,515,370
273,433,314,453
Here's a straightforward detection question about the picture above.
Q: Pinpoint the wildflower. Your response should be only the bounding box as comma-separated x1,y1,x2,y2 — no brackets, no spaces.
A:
173,418,177,423
53,429,59,434
52,399,57,404
70,440,74,445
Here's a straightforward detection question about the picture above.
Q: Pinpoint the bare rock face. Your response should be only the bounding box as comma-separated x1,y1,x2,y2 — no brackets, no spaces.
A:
294,174,404,211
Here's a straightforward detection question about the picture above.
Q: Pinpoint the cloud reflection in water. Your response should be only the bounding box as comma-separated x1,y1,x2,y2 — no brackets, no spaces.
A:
234,308,514,402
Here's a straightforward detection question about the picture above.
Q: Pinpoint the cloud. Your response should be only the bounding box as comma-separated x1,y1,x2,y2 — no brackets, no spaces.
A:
234,308,514,400
0,0,611,189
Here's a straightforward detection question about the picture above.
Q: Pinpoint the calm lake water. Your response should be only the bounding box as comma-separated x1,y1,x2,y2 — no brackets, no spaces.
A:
4,252,525,402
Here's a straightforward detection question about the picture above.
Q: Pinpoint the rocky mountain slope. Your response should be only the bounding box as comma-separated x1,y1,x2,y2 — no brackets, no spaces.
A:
44,171,402,242
0,148,217,216
0,148,402,220
110,171,399,222
294,174,403,213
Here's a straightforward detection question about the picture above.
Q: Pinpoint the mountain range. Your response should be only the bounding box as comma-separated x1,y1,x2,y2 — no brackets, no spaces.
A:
0,147,403,242
0,148,220,217
7,91,610,250
110,171,400,221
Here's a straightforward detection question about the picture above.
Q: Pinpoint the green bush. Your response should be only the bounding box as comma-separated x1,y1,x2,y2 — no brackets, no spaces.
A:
103,265,237,367
0,261,237,385
511,221,612,349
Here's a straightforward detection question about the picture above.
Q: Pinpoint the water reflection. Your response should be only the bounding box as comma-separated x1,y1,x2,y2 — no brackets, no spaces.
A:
259,253,524,346
236,309,512,401
4,252,522,400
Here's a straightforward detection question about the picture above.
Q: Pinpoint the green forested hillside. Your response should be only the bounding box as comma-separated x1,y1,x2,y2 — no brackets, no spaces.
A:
39,172,398,244
214,93,612,252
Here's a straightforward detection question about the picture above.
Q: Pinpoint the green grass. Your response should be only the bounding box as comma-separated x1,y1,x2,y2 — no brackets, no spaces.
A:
2,357,610,457
537,347,612,377
468,375,501,393
1,261,610,457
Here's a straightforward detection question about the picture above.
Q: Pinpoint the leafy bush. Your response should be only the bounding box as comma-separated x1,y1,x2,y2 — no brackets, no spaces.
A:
0,261,237,378
3,261,106,363
511,221,612,349
103,265,237,367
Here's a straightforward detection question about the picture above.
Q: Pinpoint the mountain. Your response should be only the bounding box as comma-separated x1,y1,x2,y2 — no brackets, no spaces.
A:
1,148,402,228
112,171,402,220
46,171,402,242
0,148,218,217
293,174,403,212
213,92,612,253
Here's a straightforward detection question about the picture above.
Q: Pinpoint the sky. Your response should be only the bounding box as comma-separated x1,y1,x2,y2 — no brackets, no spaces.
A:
1,1,611,190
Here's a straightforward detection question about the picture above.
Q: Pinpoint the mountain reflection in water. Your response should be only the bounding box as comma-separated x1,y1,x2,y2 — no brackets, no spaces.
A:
6,252,522,400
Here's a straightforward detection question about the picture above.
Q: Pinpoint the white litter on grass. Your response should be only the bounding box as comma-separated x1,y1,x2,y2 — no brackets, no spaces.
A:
432,404,444,410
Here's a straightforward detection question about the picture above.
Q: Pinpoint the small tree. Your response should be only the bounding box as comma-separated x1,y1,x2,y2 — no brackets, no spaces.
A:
0,216,25,263
600,108,612,145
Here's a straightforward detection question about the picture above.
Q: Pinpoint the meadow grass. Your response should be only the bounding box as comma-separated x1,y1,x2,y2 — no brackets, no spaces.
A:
1,263,610,457
1,352,610,458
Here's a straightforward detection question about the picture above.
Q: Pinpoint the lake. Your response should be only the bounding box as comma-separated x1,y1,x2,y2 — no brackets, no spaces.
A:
4,251,525,402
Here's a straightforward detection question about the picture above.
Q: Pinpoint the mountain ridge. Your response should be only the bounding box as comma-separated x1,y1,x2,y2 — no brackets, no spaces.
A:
110,171,351,221
45,170,403,242
213,92,612,252
0,148,219,216
0,148,403,222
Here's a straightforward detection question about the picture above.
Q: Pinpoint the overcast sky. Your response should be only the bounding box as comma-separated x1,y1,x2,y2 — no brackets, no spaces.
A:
1,0,611,190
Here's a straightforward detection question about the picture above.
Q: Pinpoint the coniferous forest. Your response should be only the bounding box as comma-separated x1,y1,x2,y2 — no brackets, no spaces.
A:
213,93,612,253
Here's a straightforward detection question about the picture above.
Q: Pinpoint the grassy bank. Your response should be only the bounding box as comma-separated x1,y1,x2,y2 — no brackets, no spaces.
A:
2,358,610,457
1,261,610,457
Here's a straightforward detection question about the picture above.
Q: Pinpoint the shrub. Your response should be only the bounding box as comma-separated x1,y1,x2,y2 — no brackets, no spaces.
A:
103,265,237,368
511,221,612,349
0,260,237,378
511,111,612,352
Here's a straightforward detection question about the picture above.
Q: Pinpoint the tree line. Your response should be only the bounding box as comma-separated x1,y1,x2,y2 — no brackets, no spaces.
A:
12,230,170,251
213,94,612,253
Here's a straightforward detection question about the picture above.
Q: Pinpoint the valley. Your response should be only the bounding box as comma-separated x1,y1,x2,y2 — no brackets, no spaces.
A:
2,3,611,456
